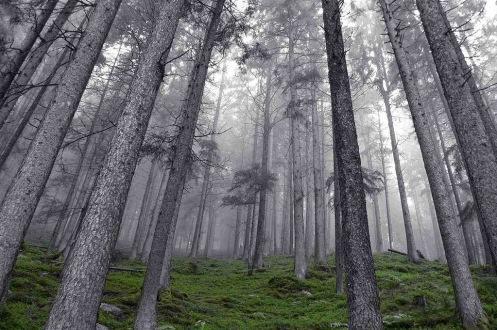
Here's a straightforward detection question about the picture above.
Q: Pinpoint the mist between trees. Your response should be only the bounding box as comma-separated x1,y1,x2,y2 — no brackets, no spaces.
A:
0,0,496,328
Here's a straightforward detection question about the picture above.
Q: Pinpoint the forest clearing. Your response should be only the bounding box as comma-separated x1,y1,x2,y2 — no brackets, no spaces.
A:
1,0,497,328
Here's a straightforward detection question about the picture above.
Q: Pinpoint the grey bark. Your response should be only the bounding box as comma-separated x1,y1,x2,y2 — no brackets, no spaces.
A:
190,63,225,258
0,0,122,303
380,0,486,326
304,117,314,260
376,46,418,262
251,65,272,271
321,0,382,327
0,0,58,126
44,1,185,328
288,19,306,279
311,87,326,265
417,0,497,270
233,206,242,257
134,1,224,328
0,35,77,170
0,0,78,129
376,108,393,250
333,148,344,295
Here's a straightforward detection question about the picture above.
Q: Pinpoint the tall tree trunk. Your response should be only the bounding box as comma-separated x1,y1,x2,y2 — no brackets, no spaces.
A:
242,205,253,260
189,64,225,257
333,148,344,294
0,30,81,171
251,64,272,271
0,0,79,129
379,0,486,326
321,0,382,327
54,42,124,252
0,0,123,303
364,126,383,252
376,107,393,249
305,118,314,260
417,0,497,269
233,206,242,258
271,132,279,255
311,87,326,265
130,160,160,259
44,1,184,327
376,47,418,261
0,0,58,123
287,19,306,279
134,1,224,328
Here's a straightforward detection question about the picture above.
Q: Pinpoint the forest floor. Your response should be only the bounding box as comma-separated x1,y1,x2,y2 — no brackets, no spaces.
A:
1,245,496,329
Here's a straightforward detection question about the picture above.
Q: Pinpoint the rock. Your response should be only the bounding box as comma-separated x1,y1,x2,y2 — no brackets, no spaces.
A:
100,303,124,319
96,324,109,330
300,290,312,297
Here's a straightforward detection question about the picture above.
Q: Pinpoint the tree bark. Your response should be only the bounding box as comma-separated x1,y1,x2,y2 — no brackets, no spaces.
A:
134,1,224,328
0,0,79,129
287,17,306,279
0,0,123,304
189,64,225,258
311,87,326,265
251,64,272,271
321,0,382,327
44,1,184,328
417,0,497,270
379,0,486,326
376,107,393,250
376,47,418,262
0,0,58,125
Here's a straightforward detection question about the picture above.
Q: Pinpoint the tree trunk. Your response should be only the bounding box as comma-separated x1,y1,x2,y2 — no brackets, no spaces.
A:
379,0,486,326
417,0,497,269
364,125,383,252
0,32,79,171
189,65,224,257
376,107,393,249
321,0,382,327
0,0,58,124
251,64,272,271
311,87,326,265
134,1,224,328
305,117,314,260
233,206,242,258
287,19,306,279
333,149,344,295
0,0,79,130
376,47,418,261
55,42,124,252
44,1,184,327
0,0,123,303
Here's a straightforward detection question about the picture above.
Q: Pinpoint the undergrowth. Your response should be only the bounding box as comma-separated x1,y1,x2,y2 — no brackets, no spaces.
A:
0,245,496,329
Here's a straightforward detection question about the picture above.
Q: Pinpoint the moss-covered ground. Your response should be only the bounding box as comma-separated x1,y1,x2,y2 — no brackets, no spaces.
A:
1,245,496,329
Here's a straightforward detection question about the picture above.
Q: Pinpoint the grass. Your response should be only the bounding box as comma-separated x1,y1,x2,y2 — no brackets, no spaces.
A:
0,245,496,329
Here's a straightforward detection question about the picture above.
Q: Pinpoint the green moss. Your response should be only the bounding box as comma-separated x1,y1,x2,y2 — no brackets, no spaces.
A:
1,246,497,329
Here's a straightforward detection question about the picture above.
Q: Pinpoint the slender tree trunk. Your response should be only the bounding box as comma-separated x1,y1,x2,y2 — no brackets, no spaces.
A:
0,0,123,303
417,0,497,269
134,2,224,328
287,20,306,279
427,194,445,261
0,34,78,170
242,205,253,260
44,1,185,327
0,0,58,122
281,167,289,254
321,0,382,327
233,206,242,258
334,149,344,294
376,108,393,249
364,127,383,252
379,0,486,326
376,57,418,261
190,63,225,258
305,118,314,260
311,88,326,265
251,65,272,271
0,0,79,128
